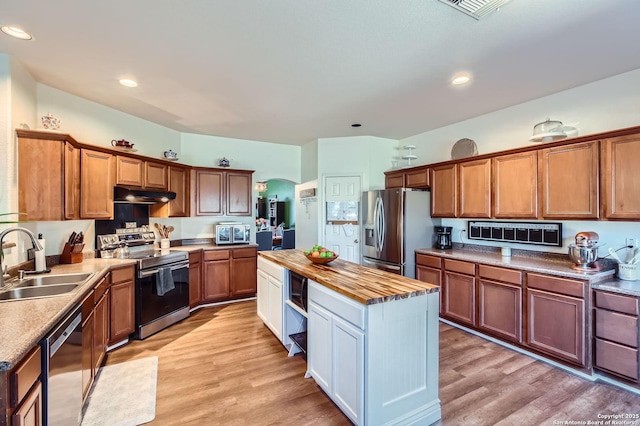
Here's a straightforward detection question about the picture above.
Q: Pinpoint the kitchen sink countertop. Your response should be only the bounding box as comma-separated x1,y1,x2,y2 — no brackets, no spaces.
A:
416,247,616,283
0,258,136,372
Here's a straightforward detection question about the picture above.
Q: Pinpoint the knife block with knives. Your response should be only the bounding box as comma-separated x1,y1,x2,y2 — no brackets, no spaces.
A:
61,231,84,264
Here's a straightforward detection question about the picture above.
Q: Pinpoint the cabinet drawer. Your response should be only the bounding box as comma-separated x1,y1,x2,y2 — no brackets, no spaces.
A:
111,266,134,284
416,254,441,269
595,291,639,315
204,250,230,261
479,265,522,285
309,281,365,330
595,338,639,380
82,291,95,322
595,308,638,348
11,346,41,406
444,259,475,276
233,247,257,259
189,250,202,264
527,273,585,298
94,275,110,302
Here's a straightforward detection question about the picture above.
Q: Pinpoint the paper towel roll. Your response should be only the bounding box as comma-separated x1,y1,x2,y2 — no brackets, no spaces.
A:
35,236,46,271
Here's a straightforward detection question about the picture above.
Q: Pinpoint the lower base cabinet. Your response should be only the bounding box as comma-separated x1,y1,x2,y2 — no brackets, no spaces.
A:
109,266,135,345
256,257,284,342
203,248,258,302
526,273,587,367
593,290,640,382
9,346,43,426
308,280,440,426
189,251,202,307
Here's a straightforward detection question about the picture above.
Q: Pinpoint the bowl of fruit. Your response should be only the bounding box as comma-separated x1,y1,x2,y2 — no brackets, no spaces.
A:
304,245,339,264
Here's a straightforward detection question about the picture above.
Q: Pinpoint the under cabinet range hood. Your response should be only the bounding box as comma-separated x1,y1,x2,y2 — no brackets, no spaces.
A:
114,186,176,204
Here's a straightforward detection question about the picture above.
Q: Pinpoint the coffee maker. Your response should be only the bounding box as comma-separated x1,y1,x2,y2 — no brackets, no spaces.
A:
434,226,452,250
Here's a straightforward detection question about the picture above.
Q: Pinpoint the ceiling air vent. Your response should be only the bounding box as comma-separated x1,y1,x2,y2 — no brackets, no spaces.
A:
438,0,511,19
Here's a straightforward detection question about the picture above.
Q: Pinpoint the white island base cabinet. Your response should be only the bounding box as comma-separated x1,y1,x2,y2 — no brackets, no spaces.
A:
257,257,285,342
308,280,441,426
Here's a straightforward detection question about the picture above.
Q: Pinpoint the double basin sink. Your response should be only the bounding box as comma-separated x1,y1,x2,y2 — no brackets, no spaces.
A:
0,272,93,301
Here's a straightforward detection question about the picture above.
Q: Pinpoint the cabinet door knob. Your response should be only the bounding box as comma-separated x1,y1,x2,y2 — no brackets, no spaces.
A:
354,239,359,244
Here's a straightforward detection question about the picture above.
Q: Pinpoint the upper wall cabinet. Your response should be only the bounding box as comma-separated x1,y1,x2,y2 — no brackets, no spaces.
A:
64,143,81,220
601,134,640,220
539,141,599,220
116,156,143,187
384,167,429,189
193,169,253,216
81,149,114,219
144,161,168,189
493,151,539,219
458,158,492,219
18,133,65,221
431,164,458,218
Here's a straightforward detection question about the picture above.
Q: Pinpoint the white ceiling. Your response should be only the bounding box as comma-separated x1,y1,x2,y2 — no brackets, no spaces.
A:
1,0,640,146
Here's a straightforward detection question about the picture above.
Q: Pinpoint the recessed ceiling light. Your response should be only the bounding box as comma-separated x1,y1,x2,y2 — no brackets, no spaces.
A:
351,123,362,128
1,26,33,40
119,79,138,88
451,74,471,86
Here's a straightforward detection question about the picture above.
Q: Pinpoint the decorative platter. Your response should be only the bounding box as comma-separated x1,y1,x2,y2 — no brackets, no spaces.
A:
451,138,478,160
112,146,138,153
164,157,179,161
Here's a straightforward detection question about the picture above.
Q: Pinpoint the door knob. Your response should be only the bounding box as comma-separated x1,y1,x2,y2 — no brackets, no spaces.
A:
354,239,359,243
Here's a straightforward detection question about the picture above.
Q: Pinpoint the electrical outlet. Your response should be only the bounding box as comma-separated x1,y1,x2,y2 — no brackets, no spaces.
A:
626,238,638,248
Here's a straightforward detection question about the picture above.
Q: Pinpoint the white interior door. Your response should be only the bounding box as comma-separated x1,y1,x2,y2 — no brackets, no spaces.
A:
324,176,361,263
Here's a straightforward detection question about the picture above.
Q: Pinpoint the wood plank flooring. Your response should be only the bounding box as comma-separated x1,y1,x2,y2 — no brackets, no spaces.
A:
104,301,640,425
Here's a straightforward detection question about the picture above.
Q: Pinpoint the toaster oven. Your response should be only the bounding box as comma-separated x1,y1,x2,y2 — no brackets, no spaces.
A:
215,223,251,245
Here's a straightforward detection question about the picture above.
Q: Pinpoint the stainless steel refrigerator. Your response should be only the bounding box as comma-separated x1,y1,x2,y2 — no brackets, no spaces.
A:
361,188,437,278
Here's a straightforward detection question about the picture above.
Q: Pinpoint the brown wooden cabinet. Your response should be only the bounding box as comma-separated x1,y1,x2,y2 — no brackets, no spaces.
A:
478,265,522,343
81,148,114,219
405,167,429,189
416,254,442,285
539,141,599,219
18,134,65,221
11,381,42,426
493,151,538,219
230,247,258,297
193,168,254,216
168,166,189,217
202,248,258,302
441,259,476,326
594,290,639,382
64,143,81,220
458,158,492,218
203,249,231,300
526,273,587,367
601,133,640,219
94,287,109,372
189,250,203,307
194,169,224,216
385,171,404,189
144,161,168,189
81,306,94,399
9,346,42,426
116,155,143,186
431,164,458,218
109,266,135,344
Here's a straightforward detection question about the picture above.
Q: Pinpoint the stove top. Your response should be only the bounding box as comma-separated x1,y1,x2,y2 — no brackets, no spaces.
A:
128,249,189,270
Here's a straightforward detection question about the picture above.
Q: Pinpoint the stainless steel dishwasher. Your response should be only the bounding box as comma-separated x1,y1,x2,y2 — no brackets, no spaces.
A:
41,308,83,426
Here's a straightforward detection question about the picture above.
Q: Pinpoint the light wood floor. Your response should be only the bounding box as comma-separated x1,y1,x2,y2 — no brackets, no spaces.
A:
105,301,640,425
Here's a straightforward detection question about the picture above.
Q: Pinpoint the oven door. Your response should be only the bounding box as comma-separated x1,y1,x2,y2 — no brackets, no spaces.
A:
136,261,189,339
216,225,231,244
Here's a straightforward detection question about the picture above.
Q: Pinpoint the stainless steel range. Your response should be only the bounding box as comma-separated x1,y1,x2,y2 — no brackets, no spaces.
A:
97,227,189,339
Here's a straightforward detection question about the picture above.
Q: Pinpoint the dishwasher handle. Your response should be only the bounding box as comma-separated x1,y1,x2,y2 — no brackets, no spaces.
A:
50,310,82,356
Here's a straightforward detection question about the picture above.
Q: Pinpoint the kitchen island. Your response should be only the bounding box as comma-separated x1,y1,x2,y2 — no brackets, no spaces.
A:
258,249,441,426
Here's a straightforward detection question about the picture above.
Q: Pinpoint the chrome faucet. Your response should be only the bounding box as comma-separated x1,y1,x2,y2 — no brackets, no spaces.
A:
0,227,43,288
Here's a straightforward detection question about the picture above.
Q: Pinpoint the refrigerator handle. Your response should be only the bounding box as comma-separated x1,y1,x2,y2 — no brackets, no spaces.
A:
375,196,385,252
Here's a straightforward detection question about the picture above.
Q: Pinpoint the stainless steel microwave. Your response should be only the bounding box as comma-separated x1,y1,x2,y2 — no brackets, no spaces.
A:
215,223,251,244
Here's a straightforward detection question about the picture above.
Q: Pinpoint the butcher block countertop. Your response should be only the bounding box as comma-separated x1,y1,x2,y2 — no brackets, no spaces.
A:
259,249,439,305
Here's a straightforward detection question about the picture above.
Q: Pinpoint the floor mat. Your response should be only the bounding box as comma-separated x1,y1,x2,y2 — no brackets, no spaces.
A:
81,356,158,426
